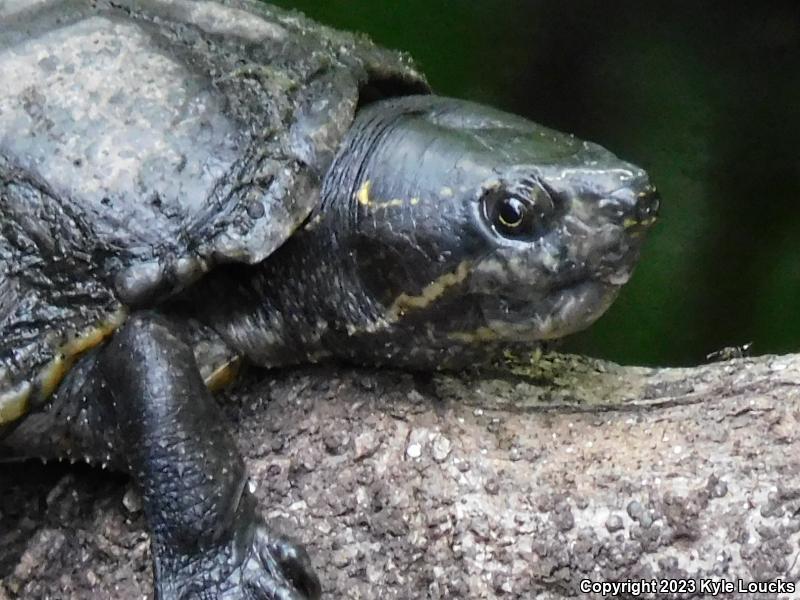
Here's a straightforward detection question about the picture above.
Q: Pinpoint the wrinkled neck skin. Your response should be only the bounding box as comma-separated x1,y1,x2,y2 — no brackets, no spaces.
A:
198,197,501,372
198,111,502,370
197,96,657,371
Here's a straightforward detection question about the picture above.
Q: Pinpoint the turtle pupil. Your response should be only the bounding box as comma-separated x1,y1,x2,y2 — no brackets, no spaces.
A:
498,197,525,228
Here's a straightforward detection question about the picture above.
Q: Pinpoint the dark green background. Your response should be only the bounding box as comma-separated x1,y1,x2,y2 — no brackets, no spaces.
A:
269,0,800,367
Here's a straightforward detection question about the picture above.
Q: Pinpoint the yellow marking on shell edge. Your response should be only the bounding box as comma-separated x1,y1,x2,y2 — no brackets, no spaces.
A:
388,261,471,321
448,327,499,344
0,381,32,425
440,187,454,198
0,309,127,425
37,353,69,401
204,357,243,392
35,308,128,402
356,180,372,206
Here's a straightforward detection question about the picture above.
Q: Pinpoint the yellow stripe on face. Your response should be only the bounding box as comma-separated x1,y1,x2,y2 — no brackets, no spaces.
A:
387,261,471,321
623,216,657,229
356,180,420,210
622,217,638,229
374,198,405,209
356,180,372,206
448,327,499,344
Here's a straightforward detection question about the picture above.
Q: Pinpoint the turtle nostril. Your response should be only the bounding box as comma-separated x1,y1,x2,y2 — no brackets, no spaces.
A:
635,186,660,223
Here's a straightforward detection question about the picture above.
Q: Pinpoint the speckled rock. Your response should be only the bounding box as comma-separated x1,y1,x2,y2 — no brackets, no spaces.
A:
2,352,800,599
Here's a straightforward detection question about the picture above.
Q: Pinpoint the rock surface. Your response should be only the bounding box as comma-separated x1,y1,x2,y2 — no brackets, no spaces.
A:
2,352,800,599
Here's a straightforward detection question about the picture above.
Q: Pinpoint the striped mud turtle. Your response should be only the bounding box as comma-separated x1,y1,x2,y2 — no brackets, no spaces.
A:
0,1,659,598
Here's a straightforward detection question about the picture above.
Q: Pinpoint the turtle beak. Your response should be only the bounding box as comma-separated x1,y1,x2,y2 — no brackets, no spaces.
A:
622,184,661,235
470,164,660,342
587,174,660,286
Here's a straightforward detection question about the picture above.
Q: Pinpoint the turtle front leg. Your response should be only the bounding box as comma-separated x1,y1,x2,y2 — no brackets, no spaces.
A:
97,312,320,600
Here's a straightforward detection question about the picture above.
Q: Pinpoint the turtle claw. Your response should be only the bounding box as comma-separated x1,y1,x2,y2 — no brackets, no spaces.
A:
158,501,320,600
241,526,321,600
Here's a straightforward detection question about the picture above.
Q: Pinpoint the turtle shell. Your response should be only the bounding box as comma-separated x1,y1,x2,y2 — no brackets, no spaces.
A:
0,0,428,424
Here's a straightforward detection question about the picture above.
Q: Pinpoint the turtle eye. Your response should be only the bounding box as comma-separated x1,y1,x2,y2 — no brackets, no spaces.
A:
482,191,537,238
498,197,525,228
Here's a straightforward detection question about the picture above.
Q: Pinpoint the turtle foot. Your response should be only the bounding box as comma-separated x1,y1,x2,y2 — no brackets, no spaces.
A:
234,524,321,600
156,496,321,600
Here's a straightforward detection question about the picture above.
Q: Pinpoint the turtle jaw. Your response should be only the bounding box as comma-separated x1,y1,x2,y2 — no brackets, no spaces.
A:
470,180,658,343
478,279,623,342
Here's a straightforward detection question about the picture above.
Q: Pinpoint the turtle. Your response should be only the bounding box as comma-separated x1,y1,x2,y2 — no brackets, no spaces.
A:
0,1,660,598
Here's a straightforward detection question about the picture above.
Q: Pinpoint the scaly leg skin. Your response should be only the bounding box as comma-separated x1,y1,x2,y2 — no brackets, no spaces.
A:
96,312,320,600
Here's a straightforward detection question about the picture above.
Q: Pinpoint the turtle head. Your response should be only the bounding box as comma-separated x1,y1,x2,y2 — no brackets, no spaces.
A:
312,96,659,366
